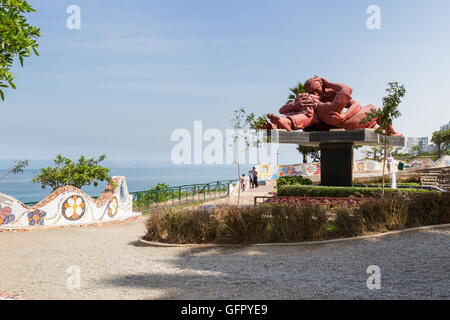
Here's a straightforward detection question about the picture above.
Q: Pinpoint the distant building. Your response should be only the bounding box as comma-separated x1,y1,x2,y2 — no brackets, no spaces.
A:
441,121,450,131
395,136,435,154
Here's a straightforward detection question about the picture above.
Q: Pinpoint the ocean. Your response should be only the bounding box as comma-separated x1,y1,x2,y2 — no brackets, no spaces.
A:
0,165,240,203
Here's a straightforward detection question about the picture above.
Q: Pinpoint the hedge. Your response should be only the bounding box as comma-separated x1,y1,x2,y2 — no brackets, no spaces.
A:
277,185,434,198
277,176,313,188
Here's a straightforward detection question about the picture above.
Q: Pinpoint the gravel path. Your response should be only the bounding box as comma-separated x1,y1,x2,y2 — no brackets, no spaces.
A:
0,217,448,300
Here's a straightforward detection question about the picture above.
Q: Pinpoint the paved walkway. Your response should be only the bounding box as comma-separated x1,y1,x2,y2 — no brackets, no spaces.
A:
0,214,448,299
198,181,276,208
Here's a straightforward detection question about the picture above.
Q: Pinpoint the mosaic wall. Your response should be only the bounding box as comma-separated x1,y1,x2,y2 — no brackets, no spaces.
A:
254,161,383,181
235,156,450,184
254,163,321,181
0,176,140,230
399,156,448,169
353,160,382,173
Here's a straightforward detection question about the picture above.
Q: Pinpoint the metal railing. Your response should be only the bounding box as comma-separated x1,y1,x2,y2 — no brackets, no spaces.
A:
130,179,238,212
19,180,239,211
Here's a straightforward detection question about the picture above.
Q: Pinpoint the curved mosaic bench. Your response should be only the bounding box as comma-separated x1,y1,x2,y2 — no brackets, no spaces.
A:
0,176,141,230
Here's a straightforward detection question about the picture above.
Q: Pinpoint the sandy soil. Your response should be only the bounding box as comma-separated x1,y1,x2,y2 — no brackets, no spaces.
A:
0,214,448,300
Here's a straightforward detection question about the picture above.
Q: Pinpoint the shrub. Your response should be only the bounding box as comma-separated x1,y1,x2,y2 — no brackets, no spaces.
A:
406,192,450,227
334,207,366,237
357,197,408,232
277,185,430,198
277,176,313,188
217,206,270,244
268,204,328,242
354,174,420,185
144,193,448,244
145,208,219,244
145,211,167,241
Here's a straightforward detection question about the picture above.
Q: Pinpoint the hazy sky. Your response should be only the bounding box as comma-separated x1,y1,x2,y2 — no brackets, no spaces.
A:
1,0,450,168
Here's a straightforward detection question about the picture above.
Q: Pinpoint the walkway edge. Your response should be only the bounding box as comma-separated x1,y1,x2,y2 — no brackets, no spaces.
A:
0,214,142,233
137,223,450,248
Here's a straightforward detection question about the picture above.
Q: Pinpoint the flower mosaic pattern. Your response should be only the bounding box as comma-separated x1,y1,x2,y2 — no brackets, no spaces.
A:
62,195,86,221
257,164,273,180
356,162,366,172
107,196,119,217
305,164,320,175
367,162,376,170
27,209,46,226
0,205,15,225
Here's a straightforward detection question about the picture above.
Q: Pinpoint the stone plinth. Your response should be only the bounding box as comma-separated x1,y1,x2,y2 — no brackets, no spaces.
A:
266,129,405,187
267,128,406,147
320,143,353,186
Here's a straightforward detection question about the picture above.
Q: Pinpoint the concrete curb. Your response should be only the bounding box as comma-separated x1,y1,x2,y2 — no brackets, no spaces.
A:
137,223,450,248
0,214,142,233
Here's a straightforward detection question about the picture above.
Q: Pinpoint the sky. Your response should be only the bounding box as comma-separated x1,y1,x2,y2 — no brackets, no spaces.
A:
1,0,450,168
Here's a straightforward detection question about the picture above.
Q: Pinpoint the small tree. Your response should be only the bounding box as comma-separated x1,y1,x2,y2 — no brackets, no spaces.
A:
149,182,171,203
0,159,29,181
32,154,114,190
231,107,266,206
363,146,385,161
0,0,40,101
412,145,421,156
360,82,406,198
296,145,320,163
431,129,450,157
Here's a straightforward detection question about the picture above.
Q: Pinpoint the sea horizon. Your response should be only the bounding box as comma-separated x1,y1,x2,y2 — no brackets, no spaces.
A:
0,165,243,203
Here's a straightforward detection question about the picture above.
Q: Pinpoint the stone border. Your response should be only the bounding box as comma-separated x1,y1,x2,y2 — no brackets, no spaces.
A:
0,214,141,233
267,129,406,147
137,223,450,248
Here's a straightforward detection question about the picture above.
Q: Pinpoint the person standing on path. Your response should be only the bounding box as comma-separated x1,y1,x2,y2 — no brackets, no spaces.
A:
386,153,394,173
241,174,246,192
248,170,254,188
252,167,259,188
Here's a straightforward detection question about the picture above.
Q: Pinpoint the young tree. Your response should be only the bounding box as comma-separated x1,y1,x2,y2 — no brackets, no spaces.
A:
442,129,450,153
0,0,40,101
231,107,266,206
32,155,114,190
362,146,385,161
360,82,406,197
431,129,450,157
296,145,320,163
0,159,29,181
412,145,421,156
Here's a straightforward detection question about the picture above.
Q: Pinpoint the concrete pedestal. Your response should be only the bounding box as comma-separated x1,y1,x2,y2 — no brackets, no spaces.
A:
320,143,353,186
266,129,406,187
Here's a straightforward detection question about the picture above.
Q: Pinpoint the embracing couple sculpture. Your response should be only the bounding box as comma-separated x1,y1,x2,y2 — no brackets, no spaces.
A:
264,76,401,136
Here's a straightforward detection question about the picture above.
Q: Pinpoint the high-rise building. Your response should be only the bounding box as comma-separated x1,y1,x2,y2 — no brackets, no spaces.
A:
397,136,434,154
441,121,450,131
418,137,428,152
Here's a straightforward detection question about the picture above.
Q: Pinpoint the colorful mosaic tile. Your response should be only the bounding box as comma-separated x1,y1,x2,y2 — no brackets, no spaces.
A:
0,205,15,225
62,195,86,221
0,291,25,300
27,209,46,226
120,182,127,203
107,196,119,217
